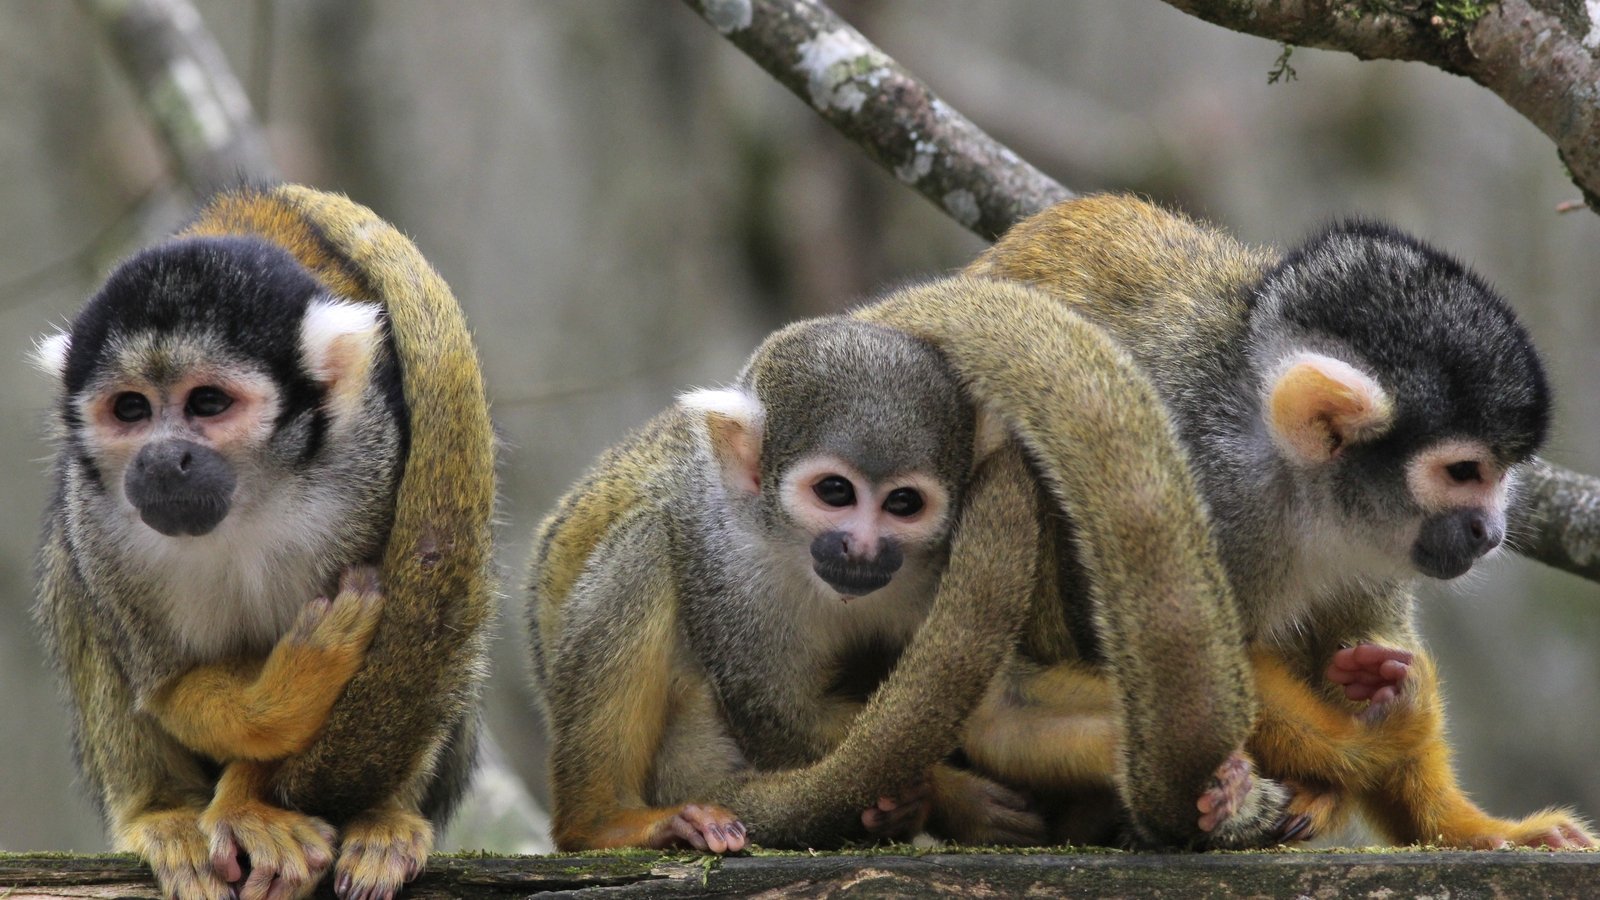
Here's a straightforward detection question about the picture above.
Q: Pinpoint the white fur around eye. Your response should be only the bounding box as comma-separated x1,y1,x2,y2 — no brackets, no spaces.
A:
300,296,383,384
32,332,71,380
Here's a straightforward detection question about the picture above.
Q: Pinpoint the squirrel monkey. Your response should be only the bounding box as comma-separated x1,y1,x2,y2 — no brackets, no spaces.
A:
528,314,1040,851
529,285,1235,851
890,194,1593,849
34,185,495,900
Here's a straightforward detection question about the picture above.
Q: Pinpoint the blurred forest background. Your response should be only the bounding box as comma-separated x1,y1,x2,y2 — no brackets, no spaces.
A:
2,0,1598,854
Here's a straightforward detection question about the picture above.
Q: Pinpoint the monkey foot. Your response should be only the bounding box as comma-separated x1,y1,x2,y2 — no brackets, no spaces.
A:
1455,809,1598,850
201,797,335,900
1196,753,1293,849
656,803,747,854
1197,751,1253,833
926,768,1046,846
1275,779,1344,843
334,806,433,900
862,777,932,841
117,807,235,900
1327,642,1414,705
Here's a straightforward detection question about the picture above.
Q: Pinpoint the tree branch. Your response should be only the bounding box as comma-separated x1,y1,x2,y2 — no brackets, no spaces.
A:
76,0,279,194
1161,0,1600,210
681,0,1073,240
682,0,1600,586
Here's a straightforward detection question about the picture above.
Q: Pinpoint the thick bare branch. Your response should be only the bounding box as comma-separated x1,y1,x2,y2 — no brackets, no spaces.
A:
681,0,1600,586
1510,461,1600,583
1161,0,1600,209
681,0,1073,239
77,0,278,193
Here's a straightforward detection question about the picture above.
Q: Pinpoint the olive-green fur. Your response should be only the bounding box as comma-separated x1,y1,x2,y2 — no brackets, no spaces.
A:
857,275,1255,847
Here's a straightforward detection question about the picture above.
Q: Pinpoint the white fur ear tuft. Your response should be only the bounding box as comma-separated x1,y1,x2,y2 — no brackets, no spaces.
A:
1267,352,1392,464
301,297,383,423
31,332,71,380
678,387,764,494
677,387,763,428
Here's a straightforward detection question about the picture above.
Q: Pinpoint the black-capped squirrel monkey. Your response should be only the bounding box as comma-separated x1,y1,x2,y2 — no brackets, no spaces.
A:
867,194,1592,849
34,185,496,900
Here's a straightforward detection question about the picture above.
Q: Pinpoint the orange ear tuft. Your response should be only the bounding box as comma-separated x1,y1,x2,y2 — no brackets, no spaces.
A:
1267,355,1392,464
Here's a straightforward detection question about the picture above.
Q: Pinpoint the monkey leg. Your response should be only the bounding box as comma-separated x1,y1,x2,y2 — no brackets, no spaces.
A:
1350,651,1596,849
543,523,748,853
962,659,1121,795
199,760,337,900
963,658,1293,847
148,566,385,761
116,806,235,900
1253,645,1597,848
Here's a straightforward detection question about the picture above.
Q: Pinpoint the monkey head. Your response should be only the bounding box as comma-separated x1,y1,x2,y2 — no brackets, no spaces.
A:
1249,222,1550,582
679,317,977,600
35,235,401,550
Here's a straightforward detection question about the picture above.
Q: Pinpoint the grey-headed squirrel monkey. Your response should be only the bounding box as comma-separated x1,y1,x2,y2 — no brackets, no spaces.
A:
528,286,1241,851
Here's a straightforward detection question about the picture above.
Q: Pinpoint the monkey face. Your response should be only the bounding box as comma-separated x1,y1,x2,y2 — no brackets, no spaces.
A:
780,455,953,599
1402,440,1510,580
74,362,281,540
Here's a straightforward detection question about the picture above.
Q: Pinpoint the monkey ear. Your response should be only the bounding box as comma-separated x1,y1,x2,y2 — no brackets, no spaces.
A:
972,405,1011,462
1267,352,1393,464
31,332,71,381
678,387,764,495
300,296,384,421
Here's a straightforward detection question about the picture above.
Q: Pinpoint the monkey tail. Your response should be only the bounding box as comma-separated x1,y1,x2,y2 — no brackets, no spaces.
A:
860,276,1254,847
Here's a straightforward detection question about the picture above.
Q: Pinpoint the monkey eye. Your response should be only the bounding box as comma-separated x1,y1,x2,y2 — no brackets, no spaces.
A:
111,392,151,423
813,476,856,507
1444,461,1482,484
883,488,925,518
185,386,234,418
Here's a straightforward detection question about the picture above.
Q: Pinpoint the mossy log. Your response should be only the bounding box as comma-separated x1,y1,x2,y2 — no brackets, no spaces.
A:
5,849,1599,899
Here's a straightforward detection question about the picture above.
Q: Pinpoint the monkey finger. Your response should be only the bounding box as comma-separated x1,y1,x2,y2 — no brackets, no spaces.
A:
286,598,333,643
238,865,279,900
338,565,382,598
669,804,745,853
1349,643,1415,667
1377,659,1410,685
1342,683,1377,701
207,824,244,885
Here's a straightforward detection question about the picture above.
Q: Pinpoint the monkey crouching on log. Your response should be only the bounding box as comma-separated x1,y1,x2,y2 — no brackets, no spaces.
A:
34,185,495,900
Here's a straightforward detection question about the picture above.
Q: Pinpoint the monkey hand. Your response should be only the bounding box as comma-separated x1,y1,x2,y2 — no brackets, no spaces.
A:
861,777,932,842
334,805,434,900
1326,643,1414,706
199,788,336,900
924,766,1046,846
117,807,236,900
291,565,385,667
1195,750,1292,849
